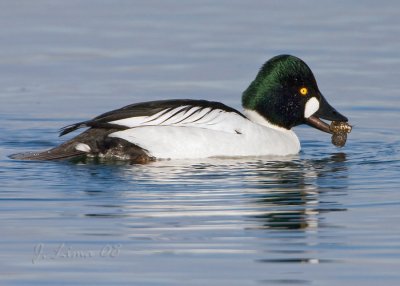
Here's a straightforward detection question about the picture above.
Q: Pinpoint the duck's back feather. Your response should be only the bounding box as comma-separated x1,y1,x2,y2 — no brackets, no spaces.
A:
59,99,245,136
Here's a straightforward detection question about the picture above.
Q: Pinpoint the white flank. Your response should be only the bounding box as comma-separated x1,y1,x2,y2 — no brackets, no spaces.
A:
304,97,320,118
75,143,91,152
109,110,300,159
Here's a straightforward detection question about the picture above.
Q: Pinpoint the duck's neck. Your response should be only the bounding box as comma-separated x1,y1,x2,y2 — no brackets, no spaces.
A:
242,84,285,130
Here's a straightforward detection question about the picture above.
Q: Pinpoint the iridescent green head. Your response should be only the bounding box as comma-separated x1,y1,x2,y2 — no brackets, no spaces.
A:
242,55,347,132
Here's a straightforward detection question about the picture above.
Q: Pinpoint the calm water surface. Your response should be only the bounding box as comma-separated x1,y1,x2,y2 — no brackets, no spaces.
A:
1,1,400,285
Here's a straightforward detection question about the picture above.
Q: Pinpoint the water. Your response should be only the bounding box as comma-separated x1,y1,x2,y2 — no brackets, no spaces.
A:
1,1,400,285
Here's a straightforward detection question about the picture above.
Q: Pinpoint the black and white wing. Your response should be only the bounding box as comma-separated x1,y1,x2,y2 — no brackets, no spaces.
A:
60,99,248,136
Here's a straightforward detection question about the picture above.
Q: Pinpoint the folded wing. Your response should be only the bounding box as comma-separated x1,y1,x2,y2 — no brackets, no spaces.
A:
60,99,247,136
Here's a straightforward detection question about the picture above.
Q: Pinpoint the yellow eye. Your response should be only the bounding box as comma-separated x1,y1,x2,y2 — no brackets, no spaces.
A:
299,87,308,96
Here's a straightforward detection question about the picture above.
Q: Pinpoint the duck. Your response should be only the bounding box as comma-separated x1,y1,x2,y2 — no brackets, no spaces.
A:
10,55,348,163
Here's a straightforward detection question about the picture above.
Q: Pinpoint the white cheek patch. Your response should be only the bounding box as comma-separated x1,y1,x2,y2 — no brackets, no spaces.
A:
304,97,320,118
75,143,91,153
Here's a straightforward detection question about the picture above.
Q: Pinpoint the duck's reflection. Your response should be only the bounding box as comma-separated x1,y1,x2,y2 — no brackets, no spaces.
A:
248,153,348,230
76,152,349,233
71,152,349,268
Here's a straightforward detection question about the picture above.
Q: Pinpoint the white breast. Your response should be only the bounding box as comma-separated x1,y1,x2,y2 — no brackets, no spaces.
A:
108,109,300,159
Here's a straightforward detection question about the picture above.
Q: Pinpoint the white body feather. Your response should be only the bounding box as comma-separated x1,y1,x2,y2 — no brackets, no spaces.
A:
104,107,300,159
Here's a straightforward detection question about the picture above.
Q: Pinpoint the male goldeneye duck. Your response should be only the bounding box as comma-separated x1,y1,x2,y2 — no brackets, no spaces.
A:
10,55,349,163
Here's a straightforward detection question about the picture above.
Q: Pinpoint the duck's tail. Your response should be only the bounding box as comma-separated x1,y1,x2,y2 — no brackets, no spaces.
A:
9,128,154,163
9,129,98,161
9,148,86,161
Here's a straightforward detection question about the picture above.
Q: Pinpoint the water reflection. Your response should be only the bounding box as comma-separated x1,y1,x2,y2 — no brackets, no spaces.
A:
250,153,348,231
242,153,349,268
52,152,351,270
72,153,349,236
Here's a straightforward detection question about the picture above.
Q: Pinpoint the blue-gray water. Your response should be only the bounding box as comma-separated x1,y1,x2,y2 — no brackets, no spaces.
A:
1,1,400,285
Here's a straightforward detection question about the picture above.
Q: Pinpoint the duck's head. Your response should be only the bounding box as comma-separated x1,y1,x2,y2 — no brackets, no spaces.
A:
242,55,348,134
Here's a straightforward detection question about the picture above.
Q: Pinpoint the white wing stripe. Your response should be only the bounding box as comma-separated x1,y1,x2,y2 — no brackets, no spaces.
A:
184,107,211,123
143,105,190,125
196,110,222,125
163,106,200,125
109,105,248,134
